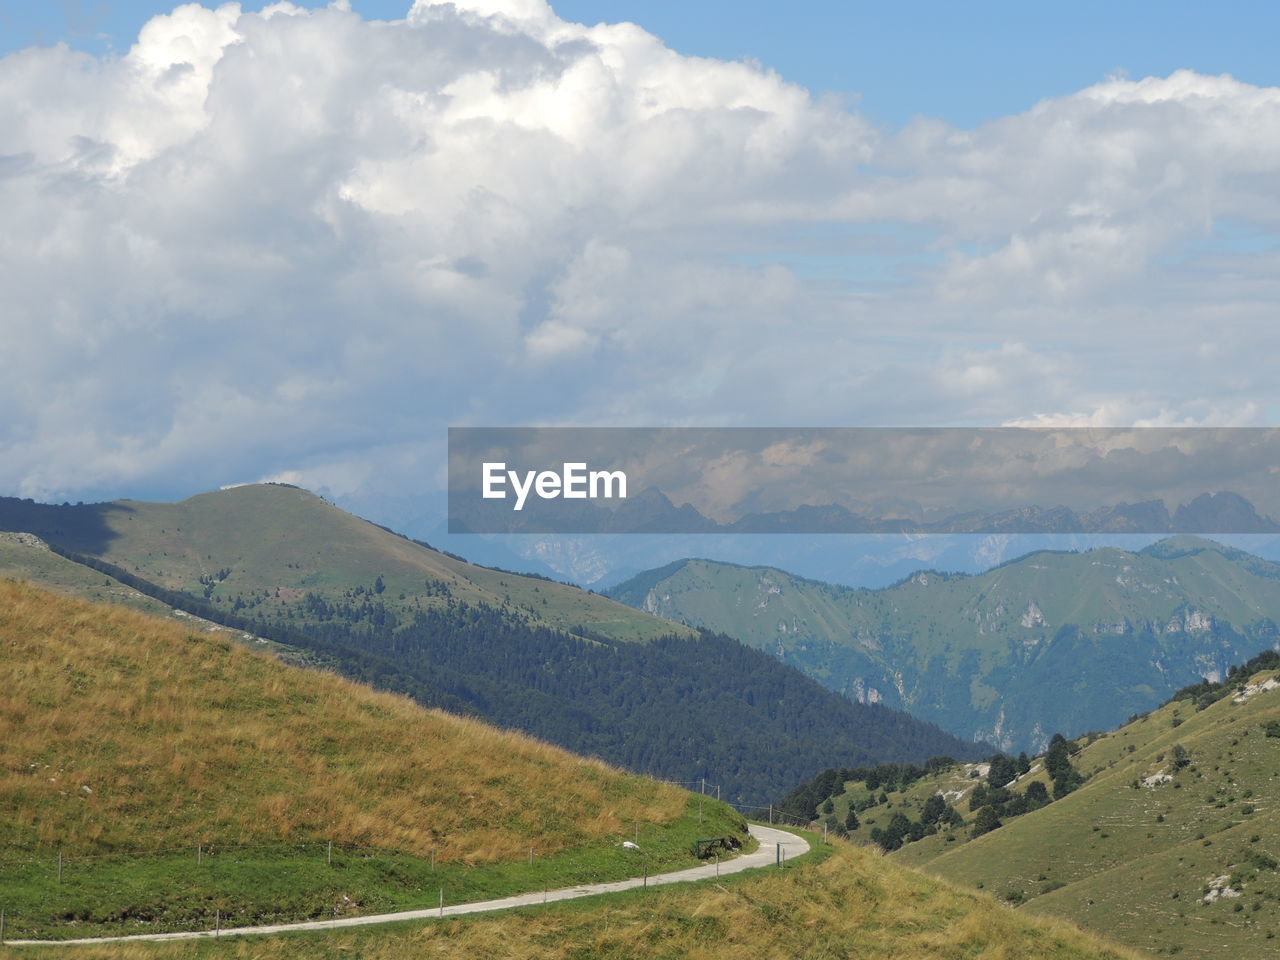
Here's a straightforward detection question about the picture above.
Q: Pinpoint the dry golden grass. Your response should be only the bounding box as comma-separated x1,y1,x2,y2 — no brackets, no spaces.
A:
10,843,1149,960
0,579,684,862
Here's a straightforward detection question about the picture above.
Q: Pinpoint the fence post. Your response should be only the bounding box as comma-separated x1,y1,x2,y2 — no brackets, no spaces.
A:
1,908,6,944
198,844,203,866
776,842,781,867
439,887,444,918
215,910,220,938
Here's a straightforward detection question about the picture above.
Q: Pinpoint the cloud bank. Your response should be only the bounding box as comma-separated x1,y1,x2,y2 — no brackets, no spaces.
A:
1,0,1278,508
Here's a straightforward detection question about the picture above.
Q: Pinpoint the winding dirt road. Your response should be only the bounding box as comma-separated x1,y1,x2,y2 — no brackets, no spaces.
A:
7,824,810,947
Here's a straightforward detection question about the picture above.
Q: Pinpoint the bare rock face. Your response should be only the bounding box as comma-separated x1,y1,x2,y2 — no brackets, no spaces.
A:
1020,602,1047,629
1165,608,1215,634
0,531,50,550
1202,875,1243,904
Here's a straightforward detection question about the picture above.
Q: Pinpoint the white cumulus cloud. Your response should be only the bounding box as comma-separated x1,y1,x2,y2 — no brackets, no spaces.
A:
0,3,1277,511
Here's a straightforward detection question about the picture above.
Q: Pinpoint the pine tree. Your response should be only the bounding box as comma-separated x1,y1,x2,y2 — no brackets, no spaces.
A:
972,804,1002,838
921,792,946,824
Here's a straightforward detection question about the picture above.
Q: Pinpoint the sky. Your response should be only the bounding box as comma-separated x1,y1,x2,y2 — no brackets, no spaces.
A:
7,2,1280,127
1,0,1279,532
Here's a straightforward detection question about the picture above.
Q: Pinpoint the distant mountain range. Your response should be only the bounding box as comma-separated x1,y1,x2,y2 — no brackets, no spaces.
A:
608,536,1280,751
454,486,1280,534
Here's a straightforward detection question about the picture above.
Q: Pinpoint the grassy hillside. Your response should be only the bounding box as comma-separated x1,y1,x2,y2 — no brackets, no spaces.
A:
0,484,682,643
0,578,684,859
609,539,1280,749
0,532,304,662
0,843,1147,960
0,580,761,938
0,532,174,619
783,656,1280,959
905,666,1280,959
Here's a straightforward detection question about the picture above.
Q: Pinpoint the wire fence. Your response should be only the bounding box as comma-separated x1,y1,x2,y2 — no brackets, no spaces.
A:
0,795,808,869
0,839,382,868
651,777,813,828
0,832,695,941
722,800,812,827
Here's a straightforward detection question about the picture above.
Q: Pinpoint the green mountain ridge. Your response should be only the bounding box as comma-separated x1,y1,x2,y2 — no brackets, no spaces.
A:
608,538,1280,751
0,485,980,800
0,483,683,643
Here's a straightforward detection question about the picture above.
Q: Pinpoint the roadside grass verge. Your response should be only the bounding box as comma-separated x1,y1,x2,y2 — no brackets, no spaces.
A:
0,836,1145,960
0,796,748,940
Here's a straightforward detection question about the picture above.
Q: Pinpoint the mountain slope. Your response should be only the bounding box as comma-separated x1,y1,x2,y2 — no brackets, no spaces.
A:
0,484,681,643
1,580,770,938
769,653,1280,959
0,579,685,861
609,538,1280,750
894,661,1280,960
0,531,177,619
0,486,982,800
